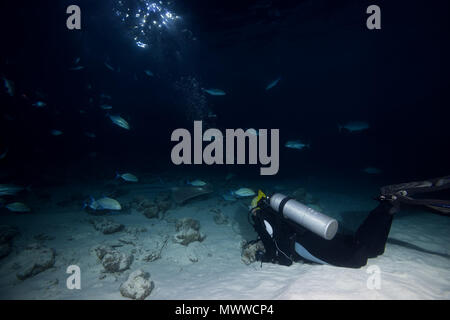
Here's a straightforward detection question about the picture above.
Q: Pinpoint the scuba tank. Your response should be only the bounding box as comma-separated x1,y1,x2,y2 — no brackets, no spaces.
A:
269,193,338,240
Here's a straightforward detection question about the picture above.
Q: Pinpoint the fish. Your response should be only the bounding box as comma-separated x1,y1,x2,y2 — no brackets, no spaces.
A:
0,148,8,160
116,172,139,182
233,188,256,198
208,112,217,118
202,88,226,96
51,130,63,136
100,94,112,100
100,104,113,110
69,66,85,71
0,184,28,196
74,57,81,65
144,70,154,77
5,202,31,213
2,77,15,96
33,101,46,108
187,180,207,187
104,62,115,71
136,41,148,49
266,77,281,90
339,121,369,132
108,114,130,130
247,128,258,136
285,140,310,150
84,132,96,138
86,197,122,211
362,167,382,174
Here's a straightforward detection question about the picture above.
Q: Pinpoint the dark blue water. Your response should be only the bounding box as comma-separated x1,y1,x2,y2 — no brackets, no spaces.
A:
1,0,449,188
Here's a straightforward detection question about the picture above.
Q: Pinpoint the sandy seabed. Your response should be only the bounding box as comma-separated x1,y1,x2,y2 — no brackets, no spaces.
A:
0,176,449,300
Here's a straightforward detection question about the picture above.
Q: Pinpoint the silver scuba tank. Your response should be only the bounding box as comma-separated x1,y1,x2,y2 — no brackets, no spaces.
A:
269,193,338,240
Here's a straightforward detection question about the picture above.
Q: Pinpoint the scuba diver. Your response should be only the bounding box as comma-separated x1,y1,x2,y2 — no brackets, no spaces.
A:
247,175,450,268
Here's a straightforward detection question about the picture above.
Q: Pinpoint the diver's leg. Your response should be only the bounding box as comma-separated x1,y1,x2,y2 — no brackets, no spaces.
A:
293,200,395,268
354,200,395,258
293,231,370,268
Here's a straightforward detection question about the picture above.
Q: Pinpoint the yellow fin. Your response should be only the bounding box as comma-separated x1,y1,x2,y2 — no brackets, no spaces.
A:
250,190,267,209
258,190,266,199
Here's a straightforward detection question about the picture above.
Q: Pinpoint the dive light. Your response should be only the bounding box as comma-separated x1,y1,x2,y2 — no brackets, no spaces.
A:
269,193,338,240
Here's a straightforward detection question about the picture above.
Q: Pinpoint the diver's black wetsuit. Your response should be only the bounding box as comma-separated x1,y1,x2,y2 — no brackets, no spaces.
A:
251,176,449,268
252,201,394,268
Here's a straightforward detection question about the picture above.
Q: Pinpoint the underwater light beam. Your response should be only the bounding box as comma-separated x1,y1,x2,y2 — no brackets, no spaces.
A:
114,0,181,49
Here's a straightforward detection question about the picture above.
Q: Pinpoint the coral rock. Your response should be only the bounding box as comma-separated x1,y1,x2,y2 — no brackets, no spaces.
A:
143,204,160,219
174,218,205,246
241,241,265,265
90,218,124,234
120,269,154,300
176,218,200,232
102,251,133,273
15,245,55,280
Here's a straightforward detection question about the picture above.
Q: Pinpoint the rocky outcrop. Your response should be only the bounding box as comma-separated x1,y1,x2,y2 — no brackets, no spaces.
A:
120,269,154,300
93,245,133,273
143,204,159,219
173,218,205,246
154,192,172,213
90,218,124,234
133,192,173,219
142,236,169,262
211,208,229,225
14,243,55,280
241,240,265,265
102,251,133,273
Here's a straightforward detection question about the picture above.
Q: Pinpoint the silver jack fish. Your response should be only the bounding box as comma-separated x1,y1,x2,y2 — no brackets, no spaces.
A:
202,88,226,96
339,121,369,133
266,77,281,90
85,197,122,211
0,184,29,196
109,115,130,130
